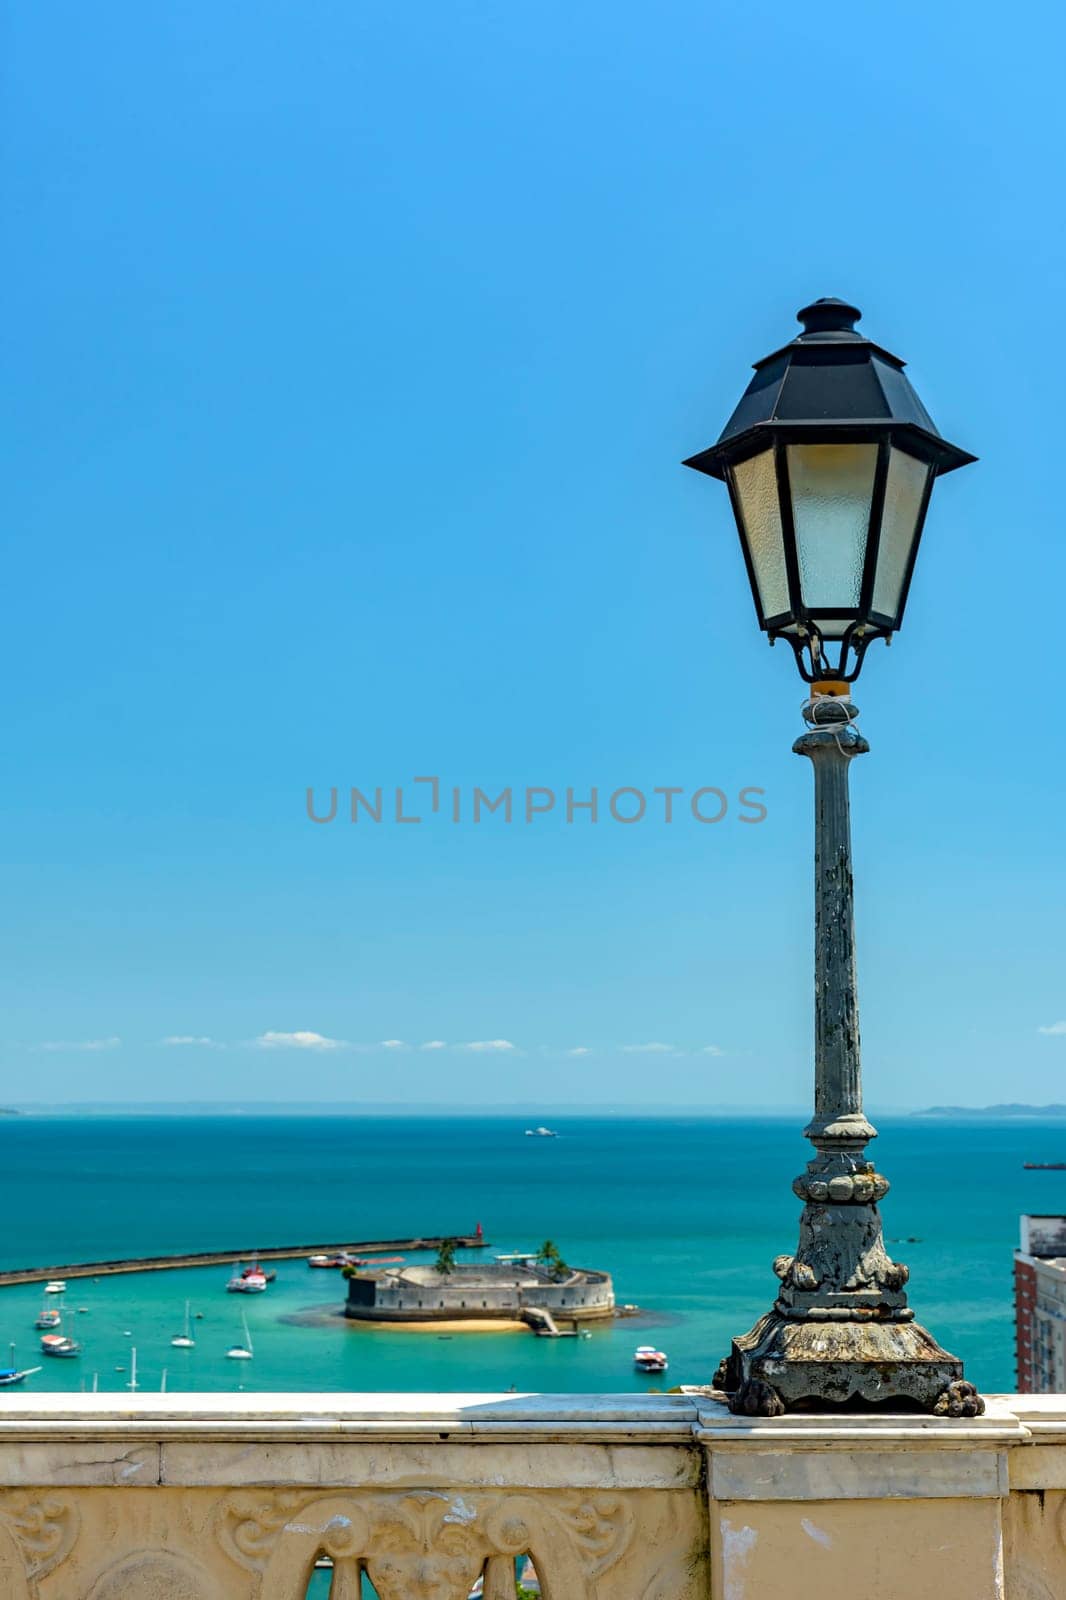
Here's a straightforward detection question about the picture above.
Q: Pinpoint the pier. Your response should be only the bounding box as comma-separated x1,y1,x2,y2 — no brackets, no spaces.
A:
0,1234,487,1289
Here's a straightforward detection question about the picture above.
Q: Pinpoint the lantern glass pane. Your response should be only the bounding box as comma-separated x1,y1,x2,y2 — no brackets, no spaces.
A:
872,446,930,622
732,448,790,620
787,443,878,614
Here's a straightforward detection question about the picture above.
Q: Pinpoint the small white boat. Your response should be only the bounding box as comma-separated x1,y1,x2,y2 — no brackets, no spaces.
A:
524,1126,558,1137
226,1312,254,1361
170,1301,195,1349
44,1280,67,1295
634,1345,668,1374
35,1306,61,1330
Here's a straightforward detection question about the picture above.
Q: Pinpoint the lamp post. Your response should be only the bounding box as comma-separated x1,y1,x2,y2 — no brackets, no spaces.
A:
684,298,983,1417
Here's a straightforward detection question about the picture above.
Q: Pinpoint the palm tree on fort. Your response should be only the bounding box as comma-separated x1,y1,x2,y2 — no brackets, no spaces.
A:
536,1240,569,1281
434,1238,457,1276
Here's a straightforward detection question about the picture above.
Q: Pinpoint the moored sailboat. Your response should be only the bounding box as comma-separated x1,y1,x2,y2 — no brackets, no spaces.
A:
41,1334,80,1358
0,1366,41,1387
170,1301,195,1349
225,1312,254,1361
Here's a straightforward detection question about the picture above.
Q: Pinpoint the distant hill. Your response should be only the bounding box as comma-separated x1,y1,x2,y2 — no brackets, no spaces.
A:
914,1104,1066,1119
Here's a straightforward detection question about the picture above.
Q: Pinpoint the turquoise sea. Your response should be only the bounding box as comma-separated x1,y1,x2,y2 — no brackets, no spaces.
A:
0,1113,1059,1399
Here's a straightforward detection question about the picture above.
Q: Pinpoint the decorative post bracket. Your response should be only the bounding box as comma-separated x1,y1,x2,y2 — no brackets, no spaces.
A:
713,695,983,1418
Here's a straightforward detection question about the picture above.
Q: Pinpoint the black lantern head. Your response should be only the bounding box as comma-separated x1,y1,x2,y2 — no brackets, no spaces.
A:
683,298,976,683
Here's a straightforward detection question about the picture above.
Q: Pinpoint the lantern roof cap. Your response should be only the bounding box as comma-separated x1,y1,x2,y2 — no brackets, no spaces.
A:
683,297,976,481
794,297,864,341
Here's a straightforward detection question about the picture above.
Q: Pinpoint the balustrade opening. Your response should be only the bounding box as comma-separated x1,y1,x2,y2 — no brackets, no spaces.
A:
303,1553,540,1598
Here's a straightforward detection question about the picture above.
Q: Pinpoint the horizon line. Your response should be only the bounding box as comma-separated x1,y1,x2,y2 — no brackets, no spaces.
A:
0,1098,1027,1117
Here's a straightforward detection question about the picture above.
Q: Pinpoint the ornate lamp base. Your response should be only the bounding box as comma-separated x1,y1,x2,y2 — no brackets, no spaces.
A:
715,1309,983,1418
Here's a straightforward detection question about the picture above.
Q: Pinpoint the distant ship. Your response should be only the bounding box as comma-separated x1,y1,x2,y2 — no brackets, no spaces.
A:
1024,1162,1066,1170
524,1127,558,1138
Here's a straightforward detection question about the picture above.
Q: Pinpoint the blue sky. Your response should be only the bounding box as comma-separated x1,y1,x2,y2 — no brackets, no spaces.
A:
2,0,1065,1107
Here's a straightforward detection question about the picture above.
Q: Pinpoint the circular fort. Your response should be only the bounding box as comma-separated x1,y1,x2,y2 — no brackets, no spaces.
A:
344,1258,615,1330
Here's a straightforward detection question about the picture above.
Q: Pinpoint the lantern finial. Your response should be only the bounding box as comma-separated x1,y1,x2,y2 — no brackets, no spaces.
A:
795,298,863,339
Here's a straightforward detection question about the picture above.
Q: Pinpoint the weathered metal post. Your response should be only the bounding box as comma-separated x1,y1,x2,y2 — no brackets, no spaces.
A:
800,695,872,1151
713,693,984,1416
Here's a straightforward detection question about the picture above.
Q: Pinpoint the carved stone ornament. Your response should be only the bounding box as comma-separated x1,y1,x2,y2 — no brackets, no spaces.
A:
218,1488,637,1599
0,1494,80,1596
84,1550,221,1600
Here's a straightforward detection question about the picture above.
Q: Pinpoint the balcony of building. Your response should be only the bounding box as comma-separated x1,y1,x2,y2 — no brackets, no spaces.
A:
0,1389,1063,1597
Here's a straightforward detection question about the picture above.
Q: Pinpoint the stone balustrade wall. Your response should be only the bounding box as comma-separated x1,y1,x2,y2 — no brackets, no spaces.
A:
0,1392,1063,1597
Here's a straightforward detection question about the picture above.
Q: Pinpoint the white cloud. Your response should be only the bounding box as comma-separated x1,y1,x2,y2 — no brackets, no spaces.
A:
700,1045,725,1057
420,1040,447,1051
463,1039,516,1053
1039,1022,1066,1036
622,1042,674,1054
161,1035,219,1048
380,1039,408,1051
254,1030,345,1051
566,1047,591,1057
39,1036,121,1053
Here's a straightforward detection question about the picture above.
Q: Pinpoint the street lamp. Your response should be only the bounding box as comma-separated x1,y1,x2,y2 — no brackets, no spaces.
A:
684,298,983,1417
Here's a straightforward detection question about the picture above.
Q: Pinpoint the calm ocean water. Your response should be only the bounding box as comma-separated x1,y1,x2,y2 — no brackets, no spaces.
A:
0,1112,1059,1399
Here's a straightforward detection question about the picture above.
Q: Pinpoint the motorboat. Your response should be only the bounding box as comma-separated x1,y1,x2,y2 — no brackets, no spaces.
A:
524,1127,558,1137
226,1265,267,1293
633,1345,668,1374
44,1280,67,1295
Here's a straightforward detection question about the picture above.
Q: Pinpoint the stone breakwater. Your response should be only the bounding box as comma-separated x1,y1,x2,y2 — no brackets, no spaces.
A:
0,1234,487,1287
